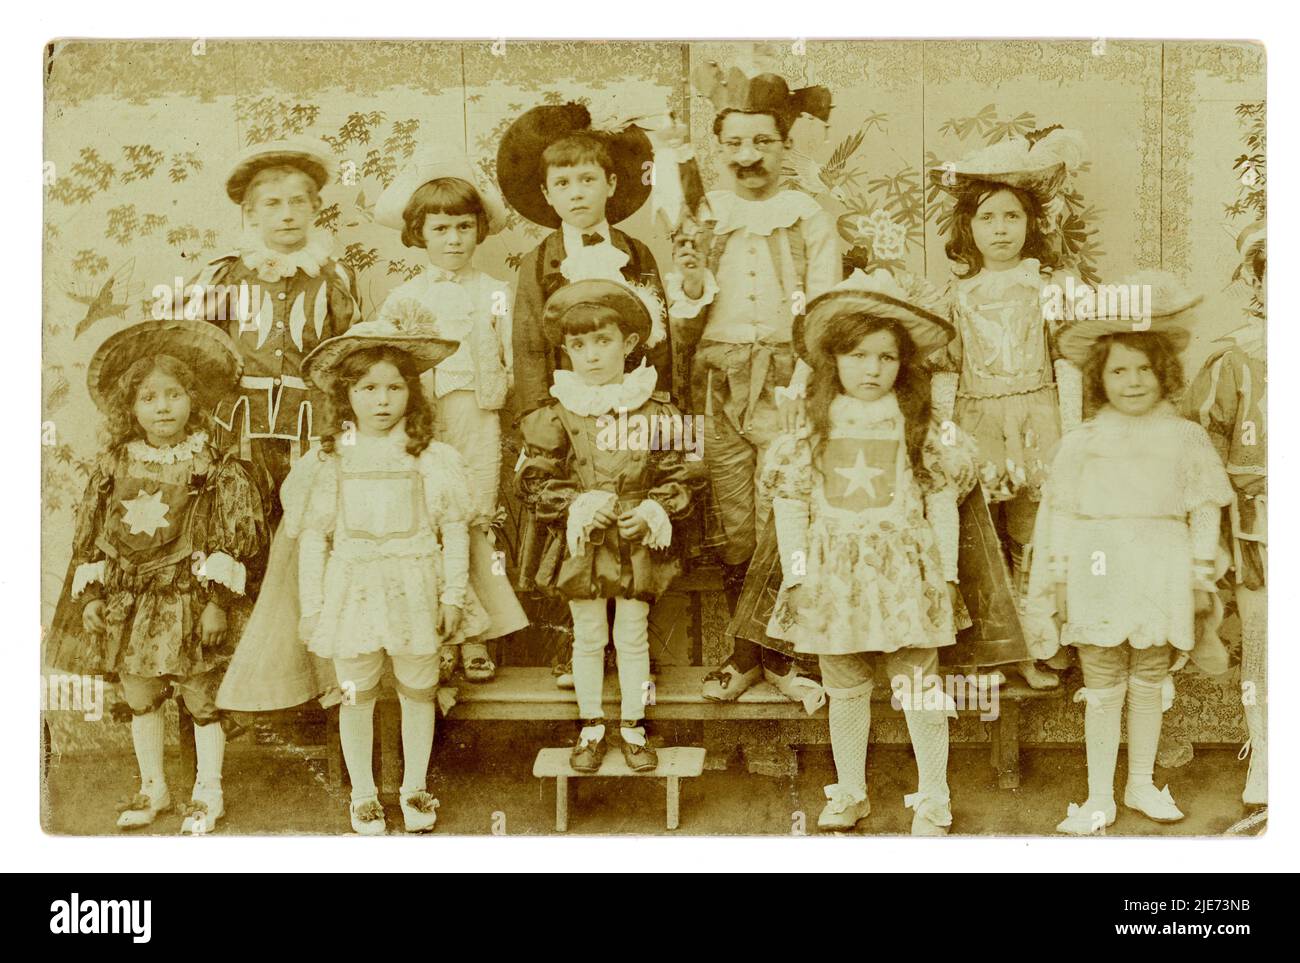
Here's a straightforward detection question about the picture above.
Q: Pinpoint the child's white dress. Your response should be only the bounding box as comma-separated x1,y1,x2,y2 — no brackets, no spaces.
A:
1024,402,1233,658
298,427,491,660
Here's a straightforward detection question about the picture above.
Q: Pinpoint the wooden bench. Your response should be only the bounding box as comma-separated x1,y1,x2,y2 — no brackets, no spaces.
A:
352,665,1059,794
532,746,706,831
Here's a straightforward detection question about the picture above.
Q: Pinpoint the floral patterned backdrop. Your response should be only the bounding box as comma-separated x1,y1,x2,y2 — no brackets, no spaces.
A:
42,39,1264,752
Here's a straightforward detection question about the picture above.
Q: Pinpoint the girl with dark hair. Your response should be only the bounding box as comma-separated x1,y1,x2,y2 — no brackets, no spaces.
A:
757,270,978,834
928,129,1090,690
46,320,269,834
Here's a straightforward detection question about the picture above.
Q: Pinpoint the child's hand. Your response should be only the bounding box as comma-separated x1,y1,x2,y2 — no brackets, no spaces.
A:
1194,589,1214,615
672,237,707,299
298,613,319,643
82,599,106,634
617,510,650,542
591,507,618,529
776,393,807,433
439,604,463,639
200,601,227,647
1054,583,1068,623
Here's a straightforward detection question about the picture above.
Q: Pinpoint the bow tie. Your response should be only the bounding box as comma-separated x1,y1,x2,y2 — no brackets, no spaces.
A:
582,232,605,247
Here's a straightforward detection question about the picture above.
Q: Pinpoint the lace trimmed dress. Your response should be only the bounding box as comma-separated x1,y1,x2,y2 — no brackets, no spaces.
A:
297,427,490,660
763,394,978,656
1023,403,1234,658
45,431,268,681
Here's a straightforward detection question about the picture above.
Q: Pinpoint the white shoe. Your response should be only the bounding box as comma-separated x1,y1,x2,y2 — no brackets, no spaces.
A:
116,782,171,829
400,791,440,833
1123,783,1184,823
1055,798,1117,835
350,797,386,835
905,792,953,836
817,784,870,831
763,665,826,713
180,784,224,835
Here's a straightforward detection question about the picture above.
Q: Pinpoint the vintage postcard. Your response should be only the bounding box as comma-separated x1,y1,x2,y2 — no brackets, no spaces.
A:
40,37,1266,838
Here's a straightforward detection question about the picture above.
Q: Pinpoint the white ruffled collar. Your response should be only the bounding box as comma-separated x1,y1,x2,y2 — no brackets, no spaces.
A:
127,430,208,465
708,189,824,237
959,257,1045,298
550,361,658,417
830,392,903,428
239,229,335,282
1095,399,1179,428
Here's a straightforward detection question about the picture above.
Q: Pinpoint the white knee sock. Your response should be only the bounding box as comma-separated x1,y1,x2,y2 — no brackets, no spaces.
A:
193,721,226,790
827,685,872,797
569,600,608,719
1080,682,1126,804
1126,676,1165,790
398,693,436,796
903,707,951,808
339,701,377,802
613,599,651,722
131,710,166,790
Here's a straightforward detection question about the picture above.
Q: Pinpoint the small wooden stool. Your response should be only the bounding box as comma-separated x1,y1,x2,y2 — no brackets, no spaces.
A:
532,747,706,832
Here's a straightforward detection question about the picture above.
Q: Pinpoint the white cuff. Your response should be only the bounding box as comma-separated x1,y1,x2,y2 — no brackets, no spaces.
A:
1054,360,1083,434
664,270,718,320
931,372,959,424
566,490,618,557
772,496,810,586
439,521,470,609
924,490,960,583
71,560,106,598
633,499,673,550
198,551,248,596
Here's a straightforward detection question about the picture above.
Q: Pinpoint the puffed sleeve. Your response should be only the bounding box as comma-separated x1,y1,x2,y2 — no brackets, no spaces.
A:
296,454,339,620
326,259,363,331
515,405,582,523
631,404,700,549
920,419,978,582
419,443,473,609
1182,348,1237,462
67,454,116,600
759,427,815,585
1179,421,1234,561
196,452,271,606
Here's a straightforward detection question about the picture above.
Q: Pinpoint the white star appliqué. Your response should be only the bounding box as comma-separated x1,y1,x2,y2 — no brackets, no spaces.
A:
120,489,171,536
834,449,886,500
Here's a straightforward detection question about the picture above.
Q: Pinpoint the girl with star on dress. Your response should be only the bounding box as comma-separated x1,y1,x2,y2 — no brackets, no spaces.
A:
45,320,270,834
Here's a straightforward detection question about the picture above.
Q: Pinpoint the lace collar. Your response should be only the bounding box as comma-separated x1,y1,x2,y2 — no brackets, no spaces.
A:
830,392,903,429
958,258,1046,299
1094,400,1180,429
127,430,209,465
550,361,658,417
239,229,335,282
708,189,824,237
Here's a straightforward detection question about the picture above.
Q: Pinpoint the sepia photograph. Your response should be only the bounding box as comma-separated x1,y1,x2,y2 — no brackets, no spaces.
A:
38,33,1267,845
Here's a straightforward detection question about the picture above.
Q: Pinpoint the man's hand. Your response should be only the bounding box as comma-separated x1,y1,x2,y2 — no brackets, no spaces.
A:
672,236,707,301
82,598,106,634
591,507,617,529
200,601,227,647
776,392,807,432
439,604,463,638
616,511,650,542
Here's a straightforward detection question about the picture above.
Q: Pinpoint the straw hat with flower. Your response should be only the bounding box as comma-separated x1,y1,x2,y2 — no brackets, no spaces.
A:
301,311,458,394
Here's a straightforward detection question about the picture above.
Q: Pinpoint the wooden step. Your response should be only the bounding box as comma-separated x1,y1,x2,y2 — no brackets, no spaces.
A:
533,746,706,831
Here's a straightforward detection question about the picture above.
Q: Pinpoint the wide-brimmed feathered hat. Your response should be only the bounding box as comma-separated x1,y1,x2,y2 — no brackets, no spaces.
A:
496,102,654,229
302,312,458,393
541,279,652,350
86,319,242,411
801,268,955,362
375,149,510,236
1057,271,1202,366
225,137,335,206
928,128,1085,206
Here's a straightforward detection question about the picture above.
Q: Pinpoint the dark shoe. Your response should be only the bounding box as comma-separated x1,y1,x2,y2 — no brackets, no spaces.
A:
702,662,762,702
620,733,658,773
570,720,607,773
